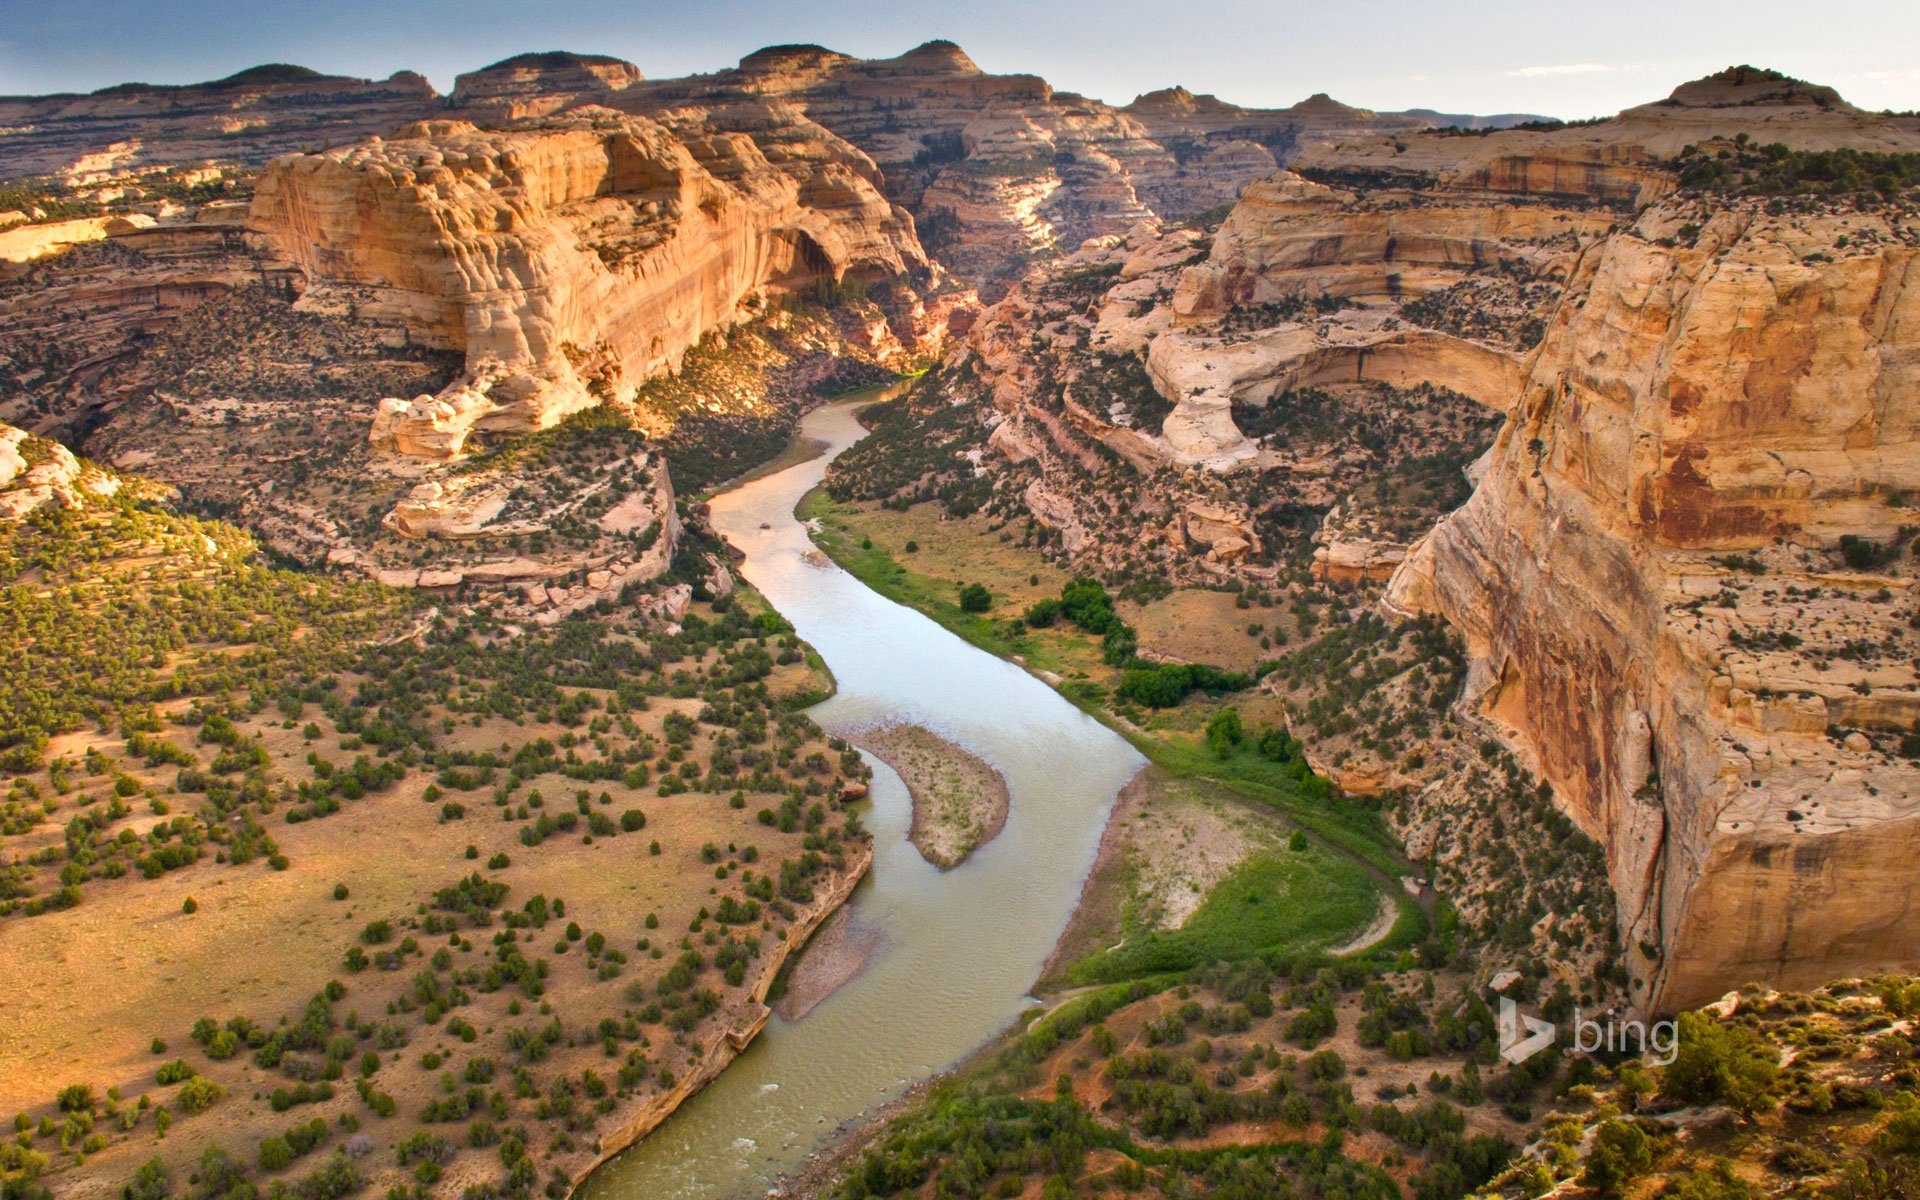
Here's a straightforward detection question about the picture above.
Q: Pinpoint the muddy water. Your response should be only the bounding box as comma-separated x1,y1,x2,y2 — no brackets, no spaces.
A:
577,395,1145,1199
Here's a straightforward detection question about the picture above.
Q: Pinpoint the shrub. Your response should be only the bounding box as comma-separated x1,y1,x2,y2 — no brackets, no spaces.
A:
177,1078,225,1114
1662,1012,1780,1115
1841,534,1897,570
1205,709,1244,757
1665,1160,1757,1200
259,1137,294,1172
957,583,992,613
1583,1120,1651,1196
123,1157,170,1200
1022,598,1062,627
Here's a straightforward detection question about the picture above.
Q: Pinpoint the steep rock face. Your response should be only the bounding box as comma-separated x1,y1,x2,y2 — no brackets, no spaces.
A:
0,65,440,178
1128,170,1598,468
1389,198,1920,1010
1173,174,1612,313
248,109,929,456
603,42,1491,292
0,213,156,277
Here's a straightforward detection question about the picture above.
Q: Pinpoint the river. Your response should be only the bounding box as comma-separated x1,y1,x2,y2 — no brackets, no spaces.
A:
576,395,1146,1199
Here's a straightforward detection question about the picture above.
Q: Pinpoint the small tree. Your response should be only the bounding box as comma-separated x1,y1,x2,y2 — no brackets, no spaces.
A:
1662,1012,1780,1117
1205,709,1245,757
1583,1120,1651,1196
123,1157,170,1200
958,583,992,613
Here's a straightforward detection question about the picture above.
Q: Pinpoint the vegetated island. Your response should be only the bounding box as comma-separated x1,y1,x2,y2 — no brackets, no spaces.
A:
846,723,1010,869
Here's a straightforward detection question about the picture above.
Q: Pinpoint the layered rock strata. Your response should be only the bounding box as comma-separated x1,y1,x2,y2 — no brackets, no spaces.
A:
248,109,930,456
1388,195,1920,1010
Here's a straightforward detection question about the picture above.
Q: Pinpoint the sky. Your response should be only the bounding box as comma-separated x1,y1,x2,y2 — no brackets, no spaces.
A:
3,0,1918,119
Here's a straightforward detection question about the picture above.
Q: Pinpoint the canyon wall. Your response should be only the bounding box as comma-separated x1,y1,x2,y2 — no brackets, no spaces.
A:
247,109,930,456
1389,198,1920,1010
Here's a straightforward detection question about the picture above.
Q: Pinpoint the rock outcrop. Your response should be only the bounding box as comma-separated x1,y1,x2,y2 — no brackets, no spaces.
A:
0,422,123,519
249,108,930,456
448,51,647,122
1388,194,1920,1011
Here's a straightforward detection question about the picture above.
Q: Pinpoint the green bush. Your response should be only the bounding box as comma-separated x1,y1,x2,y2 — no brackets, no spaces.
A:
176,1077,225,1114
1662,1012,1780,1115
258,1137,293,1172
1582,1120,1651,1196
122,1157,170,1200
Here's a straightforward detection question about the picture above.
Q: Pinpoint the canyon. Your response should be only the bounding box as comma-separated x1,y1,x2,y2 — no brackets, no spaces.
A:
820,64,1920,1013
5,34,1920,1200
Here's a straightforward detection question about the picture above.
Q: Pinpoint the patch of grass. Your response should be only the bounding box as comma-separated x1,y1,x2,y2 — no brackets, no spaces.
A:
799,489,1054,662
1143,735,1405,877
1067,850,1378,985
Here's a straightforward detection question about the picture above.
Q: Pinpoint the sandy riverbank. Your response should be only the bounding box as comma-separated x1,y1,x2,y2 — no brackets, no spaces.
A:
774,902,887,1022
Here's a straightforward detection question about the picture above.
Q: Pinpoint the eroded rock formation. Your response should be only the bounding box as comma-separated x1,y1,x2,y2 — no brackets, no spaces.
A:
249,109,931,456
0,64,440,178
1388,194,1920,1011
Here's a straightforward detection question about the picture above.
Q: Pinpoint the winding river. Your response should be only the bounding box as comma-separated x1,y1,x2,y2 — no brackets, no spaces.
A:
577,396,1146,1199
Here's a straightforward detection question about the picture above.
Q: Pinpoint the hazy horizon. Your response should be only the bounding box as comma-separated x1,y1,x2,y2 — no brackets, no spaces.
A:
3,0,1918,120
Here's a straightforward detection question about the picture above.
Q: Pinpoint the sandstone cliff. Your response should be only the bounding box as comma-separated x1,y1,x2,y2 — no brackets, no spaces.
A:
248,108,931,456
1388,193,1920,1011
824,68,1920,1012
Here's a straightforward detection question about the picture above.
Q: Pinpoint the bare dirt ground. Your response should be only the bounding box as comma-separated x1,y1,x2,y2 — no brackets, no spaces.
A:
1119,589,1291,673
1330,894,1401,955
845,723,1010,870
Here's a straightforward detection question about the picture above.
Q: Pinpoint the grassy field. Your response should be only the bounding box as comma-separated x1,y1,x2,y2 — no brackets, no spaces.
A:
1068,849,1380,985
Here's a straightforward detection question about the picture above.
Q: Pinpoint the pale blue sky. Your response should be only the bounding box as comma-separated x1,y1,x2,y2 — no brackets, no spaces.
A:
3,0,1917,118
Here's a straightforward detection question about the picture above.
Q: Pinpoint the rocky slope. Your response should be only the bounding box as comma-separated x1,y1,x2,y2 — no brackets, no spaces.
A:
0,64,439,179
9,40,1920,1023
1294,64,1920,207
